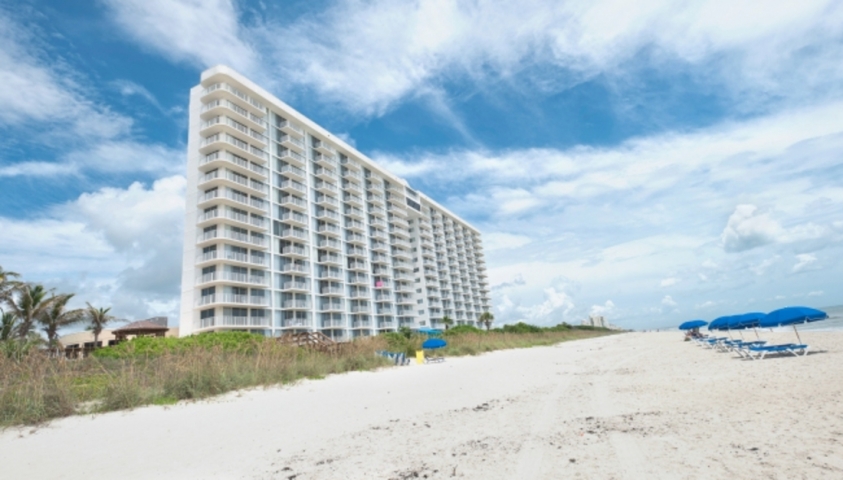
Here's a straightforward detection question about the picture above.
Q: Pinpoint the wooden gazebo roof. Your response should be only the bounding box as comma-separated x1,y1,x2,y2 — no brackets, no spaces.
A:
112,320,169,340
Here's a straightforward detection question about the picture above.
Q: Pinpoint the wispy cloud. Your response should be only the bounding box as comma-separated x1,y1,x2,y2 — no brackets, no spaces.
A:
103,0,843,117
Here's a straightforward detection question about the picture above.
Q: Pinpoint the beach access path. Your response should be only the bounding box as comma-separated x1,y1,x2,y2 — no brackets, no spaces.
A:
2,331,842,479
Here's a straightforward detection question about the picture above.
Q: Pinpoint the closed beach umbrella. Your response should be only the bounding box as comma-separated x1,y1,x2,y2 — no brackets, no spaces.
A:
422,338,447,349
759,306,828,344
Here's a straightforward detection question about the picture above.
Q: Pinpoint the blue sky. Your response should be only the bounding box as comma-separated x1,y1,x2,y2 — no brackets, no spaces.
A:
1,0,842,330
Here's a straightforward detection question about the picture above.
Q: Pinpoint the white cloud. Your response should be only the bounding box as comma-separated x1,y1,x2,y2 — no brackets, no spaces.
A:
792,253,818,273
660,277,680,287
662,295,678,308
103,0,258,76
100,0,843,117
808,290,824,297
483,233,533,251
695,300,715,309
0,11,131,139
0,176,187,322
720,204,782,252
751,256,781,276
590,300,615,316
0,9,184,178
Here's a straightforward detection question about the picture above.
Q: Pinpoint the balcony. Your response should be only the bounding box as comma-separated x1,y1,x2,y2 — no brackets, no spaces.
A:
319,269,343,281
348,260,367,271
278,149,305,166
321,319,345,328
278,179,307,195
279,195,307,211
370,253,389,264
318,253,342,265
195,315,271,330
369,206,386,219
315,180,339,195
201,151,267,179
280,319,311,328
319,302,343,312
370,229,387,241
386,203,407,216
278,211,307,226
279,263,308,274
345,219,365,232
320,286,344,295
201,98,266,131
347,246,367,257
277,120,304,137
200,133,267,164
197,271,268,286
201,115,267,148
201,82,266,115
391,238,411,249
347,233,367,244
278,228,307,241
317,223,341,237
313,153,337,169
282,300,310,309
280,281,309,292
315,194,340,208
314,166,338,182
197,229,268,250
196,293,269,307
278,164,306,181
313,140,338,156
280,245,308,258
343,181,362,194
317,237,341,251
278,134,304,152
316,209,341,223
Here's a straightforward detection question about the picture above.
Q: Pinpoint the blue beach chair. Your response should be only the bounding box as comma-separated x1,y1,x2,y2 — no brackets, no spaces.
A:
747,344,809,360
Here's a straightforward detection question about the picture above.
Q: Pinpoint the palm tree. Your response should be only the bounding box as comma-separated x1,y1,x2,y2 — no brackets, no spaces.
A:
86,303,114,348
1,309,17,341
0,266,21,304
479,311,494,332
441,315,454,330
39,294,84,356
5,284,54,339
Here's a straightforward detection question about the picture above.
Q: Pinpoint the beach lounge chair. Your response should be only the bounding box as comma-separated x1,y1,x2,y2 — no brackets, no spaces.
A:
747,344,809,360
375,350,411,365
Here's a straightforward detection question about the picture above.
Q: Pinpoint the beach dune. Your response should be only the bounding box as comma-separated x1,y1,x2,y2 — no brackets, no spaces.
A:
2,332,842,479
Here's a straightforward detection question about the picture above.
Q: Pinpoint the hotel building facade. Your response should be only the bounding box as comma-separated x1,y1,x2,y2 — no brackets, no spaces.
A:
179,66,490,339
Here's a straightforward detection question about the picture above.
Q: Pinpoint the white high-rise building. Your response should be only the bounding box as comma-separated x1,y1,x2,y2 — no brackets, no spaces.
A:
179,66,491,339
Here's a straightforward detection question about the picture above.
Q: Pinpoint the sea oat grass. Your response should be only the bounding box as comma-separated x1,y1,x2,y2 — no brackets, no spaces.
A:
0,328,614,428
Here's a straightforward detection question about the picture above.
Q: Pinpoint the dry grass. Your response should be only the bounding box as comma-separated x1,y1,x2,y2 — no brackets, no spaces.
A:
0,329,615,428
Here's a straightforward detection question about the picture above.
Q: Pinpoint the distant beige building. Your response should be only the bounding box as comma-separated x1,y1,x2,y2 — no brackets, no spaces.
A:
582,315,607,328
59,317,178,352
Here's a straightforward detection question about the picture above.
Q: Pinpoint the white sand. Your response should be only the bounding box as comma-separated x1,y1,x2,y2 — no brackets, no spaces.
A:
2,331,843,479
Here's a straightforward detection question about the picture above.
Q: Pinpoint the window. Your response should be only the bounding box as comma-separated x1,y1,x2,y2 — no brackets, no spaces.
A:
200,308,215,319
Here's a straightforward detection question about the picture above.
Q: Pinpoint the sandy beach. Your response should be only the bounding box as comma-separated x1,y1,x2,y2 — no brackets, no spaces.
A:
2,331,842,479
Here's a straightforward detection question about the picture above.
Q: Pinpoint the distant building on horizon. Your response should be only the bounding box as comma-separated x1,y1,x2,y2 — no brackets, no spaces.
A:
178,66,491,340
582,315,608,328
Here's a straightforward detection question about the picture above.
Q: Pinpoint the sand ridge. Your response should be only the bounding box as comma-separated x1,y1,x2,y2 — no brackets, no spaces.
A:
2,331,842,479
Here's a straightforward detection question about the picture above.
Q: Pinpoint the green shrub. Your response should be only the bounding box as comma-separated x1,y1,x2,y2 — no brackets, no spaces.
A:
443,325,484,336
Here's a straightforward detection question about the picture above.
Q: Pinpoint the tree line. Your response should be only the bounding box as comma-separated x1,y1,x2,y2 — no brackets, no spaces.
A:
0,266,114,358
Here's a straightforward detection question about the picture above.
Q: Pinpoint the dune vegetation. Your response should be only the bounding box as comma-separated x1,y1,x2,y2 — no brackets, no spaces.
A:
0,324,616,428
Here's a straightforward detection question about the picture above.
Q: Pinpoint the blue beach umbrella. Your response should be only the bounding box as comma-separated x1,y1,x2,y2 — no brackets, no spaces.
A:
729,312,766,339
679,320,707,330
759,306,828,344
422,338,447,349
709,316,736,338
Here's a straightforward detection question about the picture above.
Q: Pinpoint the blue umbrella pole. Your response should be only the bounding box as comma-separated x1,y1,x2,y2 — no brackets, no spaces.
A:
753,328,760,340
